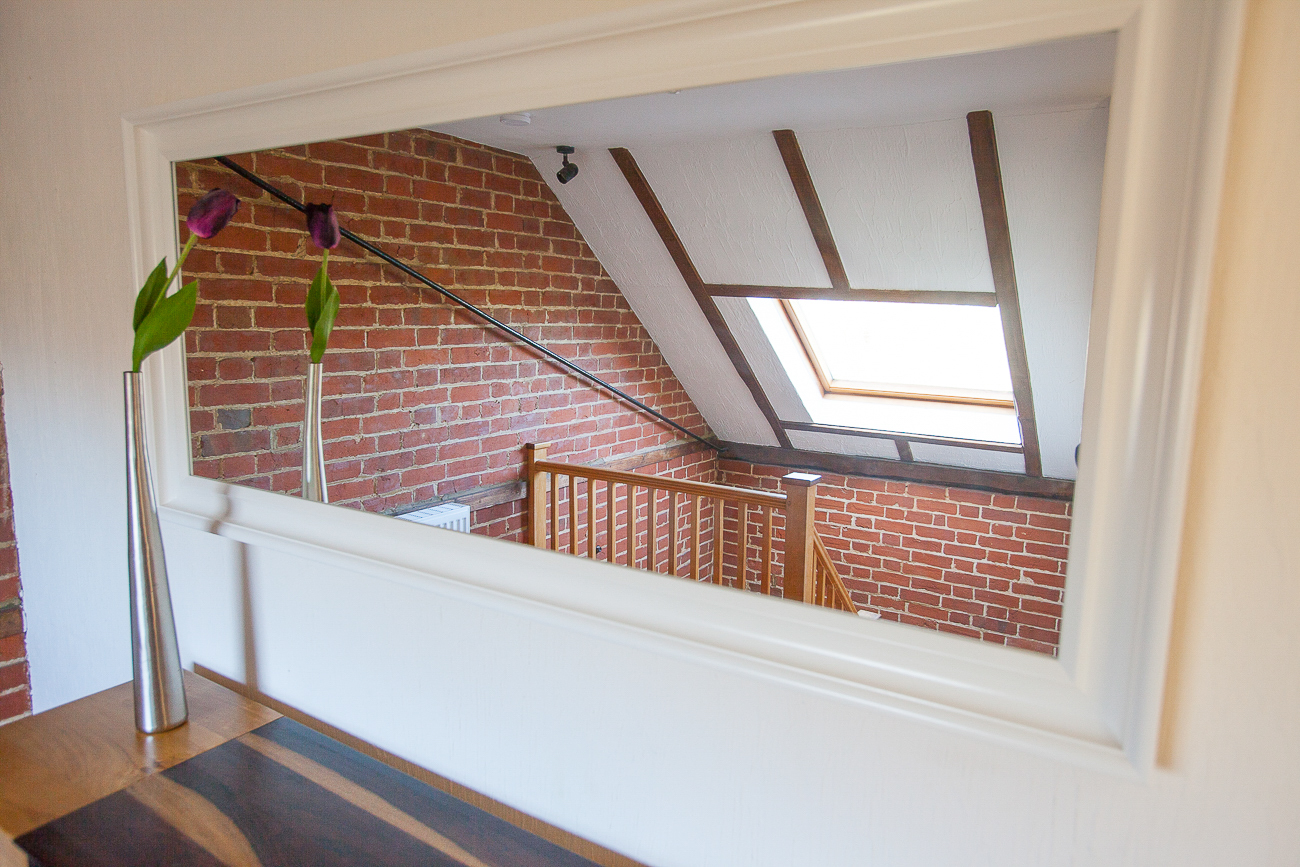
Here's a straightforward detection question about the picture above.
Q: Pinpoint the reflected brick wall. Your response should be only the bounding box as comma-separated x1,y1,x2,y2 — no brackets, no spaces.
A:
719,461,1070,656
0,370,31,724
178,130,710,534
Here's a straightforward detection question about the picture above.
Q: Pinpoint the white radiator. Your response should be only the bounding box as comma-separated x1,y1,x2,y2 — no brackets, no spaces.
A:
395,502,471,533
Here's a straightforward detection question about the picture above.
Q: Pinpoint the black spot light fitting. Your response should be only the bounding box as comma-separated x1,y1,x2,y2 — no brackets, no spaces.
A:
556,146,579,184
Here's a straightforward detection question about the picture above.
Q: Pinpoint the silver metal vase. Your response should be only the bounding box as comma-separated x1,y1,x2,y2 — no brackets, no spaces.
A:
124,371,188,733
302,362,328,503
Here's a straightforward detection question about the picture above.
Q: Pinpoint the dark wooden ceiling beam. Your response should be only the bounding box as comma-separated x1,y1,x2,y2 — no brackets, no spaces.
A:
707,283,998,305
772,129,851,293
610,147,793,448
967,110,1043,477
720,441,1074,500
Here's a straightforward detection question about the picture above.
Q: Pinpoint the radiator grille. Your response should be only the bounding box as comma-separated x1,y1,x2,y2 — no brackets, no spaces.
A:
394,502,471,533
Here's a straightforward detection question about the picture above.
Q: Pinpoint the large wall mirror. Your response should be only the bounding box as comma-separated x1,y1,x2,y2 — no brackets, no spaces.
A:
130,0,1239,775
178,33,1112,660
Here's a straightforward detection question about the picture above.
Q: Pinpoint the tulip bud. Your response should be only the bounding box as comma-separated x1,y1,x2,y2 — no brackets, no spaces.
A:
305,203,341,250
185,188,240,239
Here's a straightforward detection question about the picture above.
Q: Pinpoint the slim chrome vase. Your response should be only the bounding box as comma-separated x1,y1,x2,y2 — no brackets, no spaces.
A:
302,362,328,503
124,371,188,733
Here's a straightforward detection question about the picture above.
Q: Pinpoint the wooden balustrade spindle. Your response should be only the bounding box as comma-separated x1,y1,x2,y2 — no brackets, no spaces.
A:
569,474,578,555
607,480,617,563
628,486,639,567
711,497,723,585
761,505,773,595
669,491,679,576
690,494,702,581
585,477,595,559
550,473,560,551
647,488,658,572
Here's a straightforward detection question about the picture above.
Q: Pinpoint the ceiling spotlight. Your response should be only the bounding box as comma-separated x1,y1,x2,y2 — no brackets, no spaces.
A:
499,112,532,126
556,146,579,184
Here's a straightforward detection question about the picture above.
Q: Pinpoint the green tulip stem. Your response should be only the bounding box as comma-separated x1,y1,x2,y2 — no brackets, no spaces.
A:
321,247,329,277
164,233,200,295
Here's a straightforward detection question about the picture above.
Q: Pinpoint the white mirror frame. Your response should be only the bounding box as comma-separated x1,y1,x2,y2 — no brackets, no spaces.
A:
123,0,1242,776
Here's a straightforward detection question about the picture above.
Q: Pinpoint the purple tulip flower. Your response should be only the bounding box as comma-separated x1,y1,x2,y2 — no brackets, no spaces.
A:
185,188,239,239
305,203,341,250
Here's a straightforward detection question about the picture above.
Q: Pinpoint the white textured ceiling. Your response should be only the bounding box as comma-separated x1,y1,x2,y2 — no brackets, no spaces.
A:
431,33,1115,480
433,33,1115,149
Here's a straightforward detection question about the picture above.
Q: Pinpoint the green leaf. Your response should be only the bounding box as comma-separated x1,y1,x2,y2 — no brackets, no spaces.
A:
132,280,198,372
309,278,339,364
132,258,169,332
305,261,327,332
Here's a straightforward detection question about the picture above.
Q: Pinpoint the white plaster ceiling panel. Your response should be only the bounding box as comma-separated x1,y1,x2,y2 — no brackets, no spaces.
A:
521,146,779,446
786,429,899,460
715,296,810,422
908,443,1027,474
997,104,1109,480
428,33,1116,151
798,119,995,293
623,135,830,288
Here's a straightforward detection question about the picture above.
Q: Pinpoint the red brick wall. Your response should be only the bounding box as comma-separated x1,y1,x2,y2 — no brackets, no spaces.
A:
177,130,710,531
718,460,1070,656
0,370,31,725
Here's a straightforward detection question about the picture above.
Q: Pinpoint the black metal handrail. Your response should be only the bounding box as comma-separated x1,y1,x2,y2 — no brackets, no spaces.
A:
213,155,718,451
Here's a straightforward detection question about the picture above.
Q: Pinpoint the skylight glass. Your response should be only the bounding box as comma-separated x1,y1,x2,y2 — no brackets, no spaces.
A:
785,299,1014,406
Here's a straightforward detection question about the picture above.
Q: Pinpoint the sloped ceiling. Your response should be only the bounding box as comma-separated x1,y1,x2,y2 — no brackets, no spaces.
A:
432,34,1115,481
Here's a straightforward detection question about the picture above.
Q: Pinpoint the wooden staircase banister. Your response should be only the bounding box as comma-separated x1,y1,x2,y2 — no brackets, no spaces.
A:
523,443,861,616
529,455,788,509
812,533,858,613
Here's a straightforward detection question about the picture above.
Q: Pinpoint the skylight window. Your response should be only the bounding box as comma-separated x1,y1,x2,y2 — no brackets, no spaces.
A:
783,299,1014,407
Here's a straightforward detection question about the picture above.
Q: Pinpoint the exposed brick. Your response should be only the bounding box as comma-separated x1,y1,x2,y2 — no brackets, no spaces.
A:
0,660,28,692
0,686,31,723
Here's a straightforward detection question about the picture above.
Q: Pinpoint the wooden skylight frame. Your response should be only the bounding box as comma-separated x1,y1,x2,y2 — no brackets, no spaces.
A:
777,296,1019,408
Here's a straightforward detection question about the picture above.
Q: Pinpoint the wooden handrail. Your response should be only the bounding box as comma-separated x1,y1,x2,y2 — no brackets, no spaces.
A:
812,533,858,613
524,444,858,616
532,457,787,509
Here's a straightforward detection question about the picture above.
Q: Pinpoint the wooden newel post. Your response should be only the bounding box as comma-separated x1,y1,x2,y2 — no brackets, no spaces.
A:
781,472,821,603
525,443,549,548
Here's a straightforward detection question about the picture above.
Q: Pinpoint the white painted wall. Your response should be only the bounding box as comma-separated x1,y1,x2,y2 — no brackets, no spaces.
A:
2,3,1298,867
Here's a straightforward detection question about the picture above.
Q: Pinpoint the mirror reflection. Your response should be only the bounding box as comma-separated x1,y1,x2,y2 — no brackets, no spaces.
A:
180,32,1115,657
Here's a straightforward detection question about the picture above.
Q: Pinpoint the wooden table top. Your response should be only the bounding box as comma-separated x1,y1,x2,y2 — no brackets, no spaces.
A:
0,672,613,867
0,671,278,865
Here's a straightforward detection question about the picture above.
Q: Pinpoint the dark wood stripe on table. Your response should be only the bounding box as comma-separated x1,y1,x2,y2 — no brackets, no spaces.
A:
16,717,602,867
16,787,227,867
256,717,598,867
